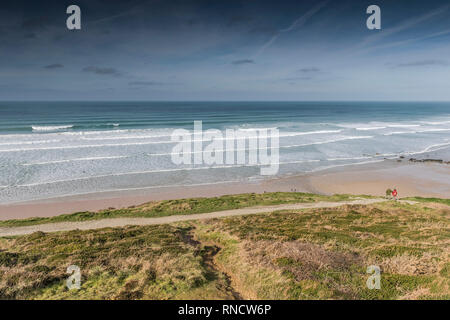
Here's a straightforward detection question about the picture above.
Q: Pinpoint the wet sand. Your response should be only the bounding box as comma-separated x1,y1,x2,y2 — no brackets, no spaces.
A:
0,160,448,221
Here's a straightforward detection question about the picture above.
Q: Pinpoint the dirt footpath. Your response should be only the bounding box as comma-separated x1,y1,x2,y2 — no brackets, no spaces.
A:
0,198,387,237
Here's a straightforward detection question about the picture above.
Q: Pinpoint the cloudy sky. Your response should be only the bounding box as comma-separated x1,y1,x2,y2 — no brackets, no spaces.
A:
1,0,450,100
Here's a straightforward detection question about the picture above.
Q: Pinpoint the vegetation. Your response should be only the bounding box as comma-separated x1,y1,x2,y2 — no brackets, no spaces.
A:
0,192,360,227
0,194,448,300
403,196,450,206
196,200,449,300
0,224,229,299
385,188,392,198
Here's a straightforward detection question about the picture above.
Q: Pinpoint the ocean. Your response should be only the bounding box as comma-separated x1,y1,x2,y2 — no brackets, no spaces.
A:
1,101,449,204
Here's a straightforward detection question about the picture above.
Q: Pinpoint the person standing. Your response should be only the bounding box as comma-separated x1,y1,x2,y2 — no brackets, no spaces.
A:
392,188,398,200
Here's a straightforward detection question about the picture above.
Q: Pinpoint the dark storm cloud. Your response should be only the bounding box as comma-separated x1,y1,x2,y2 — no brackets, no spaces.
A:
298,67,321,73
248,25,279,36
82,66,122,76
44,63,64,69
392,60,448,68
129,81,182,86
24,33,36,39
231,59,255,65
281,76,313,81
282,67,325,83
129,81,165,86
226,15,254,27
21,17,50,30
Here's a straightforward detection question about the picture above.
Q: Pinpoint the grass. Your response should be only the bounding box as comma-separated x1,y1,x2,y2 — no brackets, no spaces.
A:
194,201,450,300
0,224,219,299
0,192,360,227
0,193,448,300
403,196,450,206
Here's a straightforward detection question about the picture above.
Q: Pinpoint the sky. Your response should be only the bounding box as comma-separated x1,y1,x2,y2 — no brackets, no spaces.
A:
1,0,450,101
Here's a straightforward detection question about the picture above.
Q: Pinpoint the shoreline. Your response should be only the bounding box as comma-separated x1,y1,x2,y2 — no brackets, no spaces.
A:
0,159,448,221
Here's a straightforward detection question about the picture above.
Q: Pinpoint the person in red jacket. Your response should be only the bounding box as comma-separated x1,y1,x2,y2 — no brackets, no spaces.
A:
392,188,398,200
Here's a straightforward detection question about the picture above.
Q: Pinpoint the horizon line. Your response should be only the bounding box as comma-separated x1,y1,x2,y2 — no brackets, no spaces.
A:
1,100,450,103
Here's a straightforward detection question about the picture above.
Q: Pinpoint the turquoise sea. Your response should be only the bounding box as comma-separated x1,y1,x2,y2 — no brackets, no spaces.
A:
0,101,449,203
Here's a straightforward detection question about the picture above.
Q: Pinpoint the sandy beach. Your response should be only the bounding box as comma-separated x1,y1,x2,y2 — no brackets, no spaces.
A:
0,159,448,221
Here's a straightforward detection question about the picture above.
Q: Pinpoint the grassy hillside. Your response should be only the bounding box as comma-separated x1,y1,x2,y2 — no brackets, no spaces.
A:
196,200,449,299
403,197,450,206
0,196,448,300
0,192,359,227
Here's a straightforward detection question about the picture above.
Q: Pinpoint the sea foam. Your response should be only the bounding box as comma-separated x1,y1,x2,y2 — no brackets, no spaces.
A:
32,125,74,131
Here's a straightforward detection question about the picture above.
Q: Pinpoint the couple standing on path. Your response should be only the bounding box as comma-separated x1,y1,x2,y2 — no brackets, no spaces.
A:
386,188,398,200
